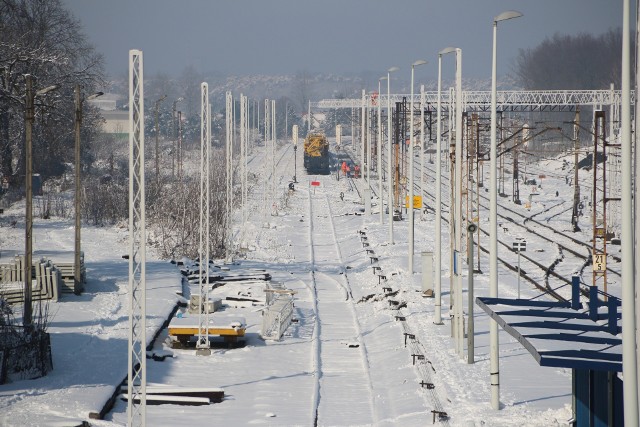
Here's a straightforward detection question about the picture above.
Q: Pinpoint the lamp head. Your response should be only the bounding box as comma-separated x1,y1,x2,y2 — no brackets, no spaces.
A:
387,66,400,73
36,84,59,96
87,91,104,100
379,76,388,81
412,60,428,67
494,10,523,23
439,47,458,55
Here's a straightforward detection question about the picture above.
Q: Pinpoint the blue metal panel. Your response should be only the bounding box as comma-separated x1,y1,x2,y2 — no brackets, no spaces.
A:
613,373,623,426
592,370,608,427
575,369,590,427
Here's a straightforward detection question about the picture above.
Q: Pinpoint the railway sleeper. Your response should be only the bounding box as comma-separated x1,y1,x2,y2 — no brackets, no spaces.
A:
431,410,449,424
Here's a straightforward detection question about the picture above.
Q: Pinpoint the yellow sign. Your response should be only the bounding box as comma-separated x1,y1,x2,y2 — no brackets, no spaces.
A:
405,195,423,209
593,253,606,273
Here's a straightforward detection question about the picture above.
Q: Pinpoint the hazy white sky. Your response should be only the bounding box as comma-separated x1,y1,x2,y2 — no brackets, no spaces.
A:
63,0,623,80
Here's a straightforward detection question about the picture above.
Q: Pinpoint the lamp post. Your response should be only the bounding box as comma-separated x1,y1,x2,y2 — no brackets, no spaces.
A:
361,89,366,178
408,59,427,274
378,76,387,225
292,124,299,183
490,10,523,411
387,66,399,244
420,84,425,221
453,48,463,358
621,0,639,424
154,95,167,185
74,85,103,297
435,48,456,325
23,75,58,327
171,97,183,178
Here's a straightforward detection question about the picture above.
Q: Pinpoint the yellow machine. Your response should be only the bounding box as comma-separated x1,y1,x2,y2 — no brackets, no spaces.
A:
304,133,330,173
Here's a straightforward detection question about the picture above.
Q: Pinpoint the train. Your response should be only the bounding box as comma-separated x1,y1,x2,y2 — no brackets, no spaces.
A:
303,132,330,174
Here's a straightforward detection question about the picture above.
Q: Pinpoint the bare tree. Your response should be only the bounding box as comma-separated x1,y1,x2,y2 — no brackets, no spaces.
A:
0,0,104,187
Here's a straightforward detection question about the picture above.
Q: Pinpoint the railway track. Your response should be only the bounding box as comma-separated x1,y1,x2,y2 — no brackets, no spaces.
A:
306,188,377,426
373,154,614,301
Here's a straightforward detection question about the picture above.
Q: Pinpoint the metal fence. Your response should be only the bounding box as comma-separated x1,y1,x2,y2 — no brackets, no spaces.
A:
261,283,295,341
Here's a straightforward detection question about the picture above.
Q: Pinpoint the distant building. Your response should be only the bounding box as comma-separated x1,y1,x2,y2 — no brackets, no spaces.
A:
88,93,128,135
99,110,129,135
88,98,117,111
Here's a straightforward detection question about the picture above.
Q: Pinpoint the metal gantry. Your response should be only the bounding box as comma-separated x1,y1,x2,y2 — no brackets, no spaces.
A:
127,49,146,427
313,89,629,111
197,83,211,354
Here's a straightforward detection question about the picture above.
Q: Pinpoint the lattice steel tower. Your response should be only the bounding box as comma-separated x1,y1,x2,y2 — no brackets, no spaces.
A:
127,49,147,427
197,83,211,355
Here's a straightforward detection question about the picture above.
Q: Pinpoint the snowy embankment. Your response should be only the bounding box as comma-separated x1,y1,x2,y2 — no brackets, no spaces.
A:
0,210,181,426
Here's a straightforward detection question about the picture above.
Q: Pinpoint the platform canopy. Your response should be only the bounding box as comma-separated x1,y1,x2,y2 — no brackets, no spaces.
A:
476,297,622,372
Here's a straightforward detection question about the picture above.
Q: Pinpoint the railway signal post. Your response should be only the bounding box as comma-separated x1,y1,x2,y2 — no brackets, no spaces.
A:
293,125,298,183
512,239,527,299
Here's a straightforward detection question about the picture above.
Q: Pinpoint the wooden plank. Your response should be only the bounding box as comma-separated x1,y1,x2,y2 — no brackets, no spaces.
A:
119,394,210,406
119,386,224,402
168,327,245,337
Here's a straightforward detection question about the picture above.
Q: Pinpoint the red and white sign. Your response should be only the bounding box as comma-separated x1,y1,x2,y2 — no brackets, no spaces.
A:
311,181,320,187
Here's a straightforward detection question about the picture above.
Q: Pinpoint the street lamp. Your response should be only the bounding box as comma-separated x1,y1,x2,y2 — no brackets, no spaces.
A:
453,48,463,358
23,75,58,327
386,66,399,244
361,89,366,180
172,97,183,178
408,59,427,273
419,83,425,222
490,10,523,411
435,47,456,325
378,76,387,225
621,0,639,425
74,85,103,297
154,94,167,184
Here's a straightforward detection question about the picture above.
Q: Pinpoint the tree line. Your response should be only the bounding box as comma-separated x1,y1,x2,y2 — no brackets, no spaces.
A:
514,29,625,90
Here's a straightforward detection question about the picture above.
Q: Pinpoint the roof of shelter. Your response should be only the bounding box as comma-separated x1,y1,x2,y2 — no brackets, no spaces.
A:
476,297,622,372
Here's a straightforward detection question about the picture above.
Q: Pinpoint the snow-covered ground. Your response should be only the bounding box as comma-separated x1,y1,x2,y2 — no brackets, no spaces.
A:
0,135,599,426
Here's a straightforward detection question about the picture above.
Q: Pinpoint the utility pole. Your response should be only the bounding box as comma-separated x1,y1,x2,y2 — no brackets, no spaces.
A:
467,222,477,364
154,95,167,185
23,75,58,327
171,98,183,179
177,111,183,181
75,85,102,296
571,107,581,231
361,90,366,172
23,74,34,327
512,136,521,204
293,124,299,183
74,86,82,296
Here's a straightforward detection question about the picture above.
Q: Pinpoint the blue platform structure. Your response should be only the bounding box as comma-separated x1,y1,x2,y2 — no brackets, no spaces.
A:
476,277,623,427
